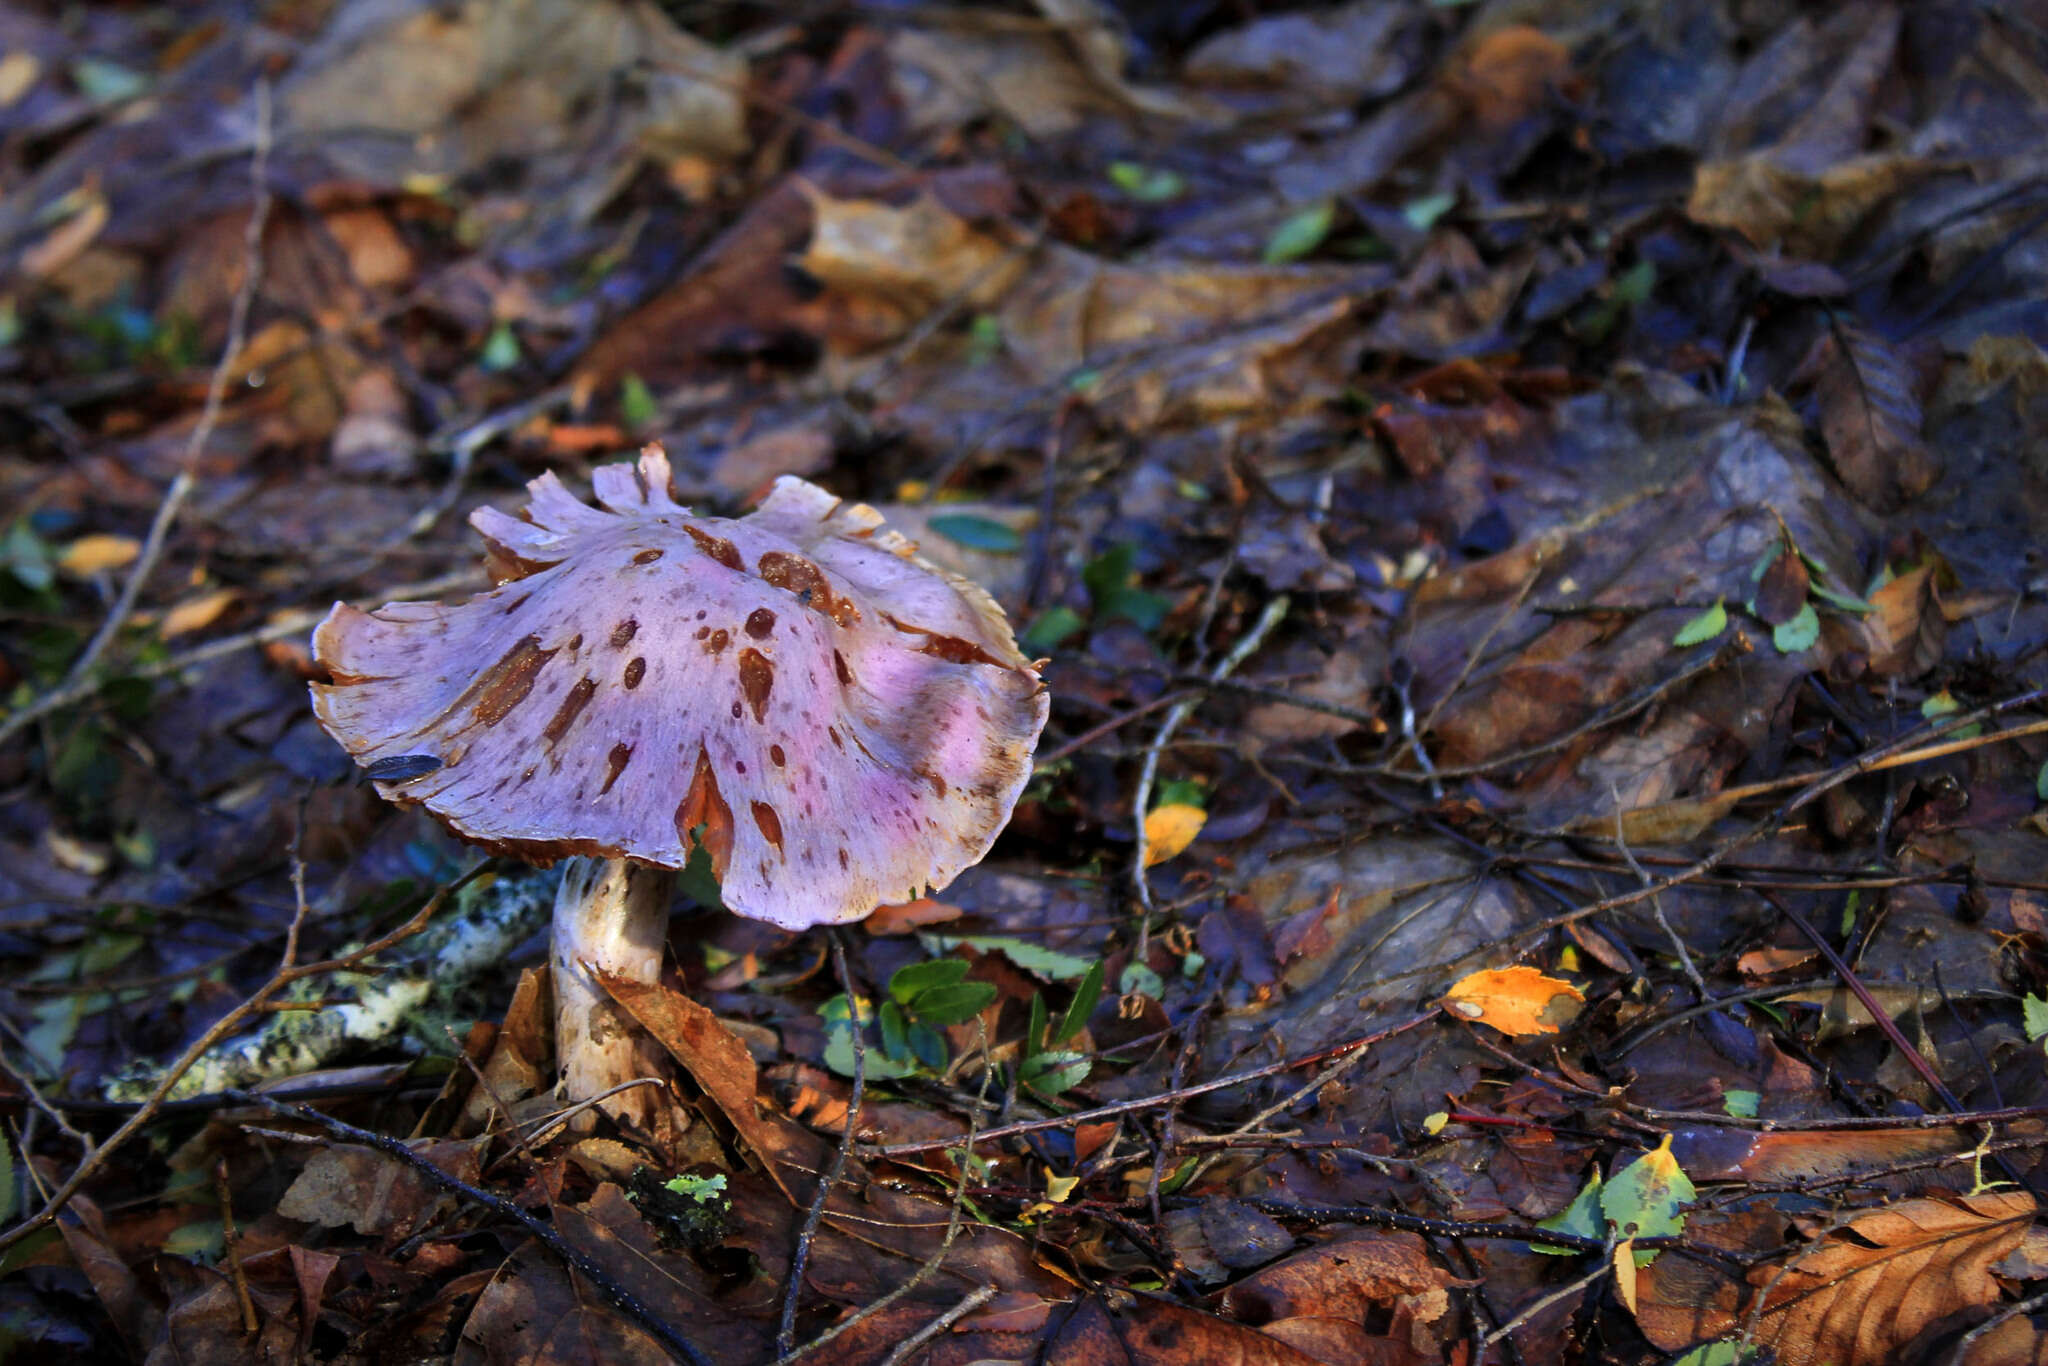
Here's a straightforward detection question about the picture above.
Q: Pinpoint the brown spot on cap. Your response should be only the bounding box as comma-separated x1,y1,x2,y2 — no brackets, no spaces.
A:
833,650,854,688
769,744,786,767
738,648,774,722
623,657,646,689
685,525,745,572
745,607,776,639
456,635,556,727
759,550,860,627
633,548,663,565
610,618,638,647
752,801,784,856
600,741,633,795
838,848,850,870
706,628,730,655
827,726,843,749
675,745,733,877
542,677,598,744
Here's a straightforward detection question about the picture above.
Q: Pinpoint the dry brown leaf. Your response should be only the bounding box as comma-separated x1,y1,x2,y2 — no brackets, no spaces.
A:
57,534,140,576
20,187,108,280
1858,563,1944,677
1805,326,1942,510
864,896,964,934
1441,966,1584,1037
158,589,237,639
1636,1191,2036,1364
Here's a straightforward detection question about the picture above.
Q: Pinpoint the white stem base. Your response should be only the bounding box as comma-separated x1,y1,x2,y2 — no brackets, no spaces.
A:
551,856,675,1128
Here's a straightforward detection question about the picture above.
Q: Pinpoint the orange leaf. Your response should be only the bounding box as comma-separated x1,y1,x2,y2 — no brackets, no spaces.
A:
864,896,964,934
1441,966,1584,1036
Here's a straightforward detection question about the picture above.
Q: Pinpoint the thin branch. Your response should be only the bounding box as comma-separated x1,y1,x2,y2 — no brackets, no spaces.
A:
0,863,489,1255
1132,596,1289,952
778,932,865,1356
1,81,274,751
223,1089,710,1366
862,1011,1430,1159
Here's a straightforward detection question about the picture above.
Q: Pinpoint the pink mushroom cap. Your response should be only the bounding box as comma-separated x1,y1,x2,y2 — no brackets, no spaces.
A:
311,446,1049,929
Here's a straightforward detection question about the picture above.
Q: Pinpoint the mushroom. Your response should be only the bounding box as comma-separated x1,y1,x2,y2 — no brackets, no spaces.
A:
311,446,1048,1125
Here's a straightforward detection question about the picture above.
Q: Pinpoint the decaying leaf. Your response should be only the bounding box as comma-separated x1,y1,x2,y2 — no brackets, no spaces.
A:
1441,966,1584,1036
1144,802,1206,865
1636,1191,2036,1363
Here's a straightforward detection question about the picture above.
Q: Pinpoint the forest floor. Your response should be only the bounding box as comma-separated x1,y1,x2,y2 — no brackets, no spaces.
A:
3,1,2048,1362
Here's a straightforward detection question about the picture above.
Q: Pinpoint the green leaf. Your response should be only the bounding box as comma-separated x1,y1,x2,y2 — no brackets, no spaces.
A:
3,521,54,593
1098,586,1171,631
1119,962,1164,1000
1154,778,1206,810
2025,994,2048,1044
1027,992,1049,1053
1808,580,1874,613
823,1023,917,1079
1603,1136,1694,1264
1722,1089,1760,1118
1263,200,1336,265
479,321,521,372
922,935,1095,981
1672,599,1727,647
1402,190,1457,232
162,1219,225,1261
1771,601,1819,654
2037,758,2048,803
1082,544,1139,603
878,1000,911,1060
1107,161,1186,203
907,1022,949,1071
1054,960,1105,1045
1022,1049,1091,1097
70,58,149,104
679,825,724,910
1020,606,1085,653
663,1172,727,1203
890,958,970,1003
619,373,658,428
1668,1342,1755,1366
1921,690,1981,739
908,981,997,1027
1534,1172,1603,1255
928,514,1024,554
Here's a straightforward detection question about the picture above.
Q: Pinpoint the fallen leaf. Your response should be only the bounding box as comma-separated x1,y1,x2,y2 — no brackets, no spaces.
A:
1144,803,1206,866
864,896,964,934
57,534,140,576
1441,966,1584,1037
158,588,237,638
1635,1191,2035,1362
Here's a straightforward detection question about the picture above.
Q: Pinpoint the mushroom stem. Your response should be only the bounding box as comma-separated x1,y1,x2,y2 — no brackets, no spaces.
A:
550,856,675,1128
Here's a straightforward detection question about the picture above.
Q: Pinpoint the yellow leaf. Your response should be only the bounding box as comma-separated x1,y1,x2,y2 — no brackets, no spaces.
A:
1441,965,1584,1037
159,589,236,639
1422,1111,1449,1136
1612,1240,1638,1314
1143,803,1205,866
57,534,140,576
1045,1173,1080,1204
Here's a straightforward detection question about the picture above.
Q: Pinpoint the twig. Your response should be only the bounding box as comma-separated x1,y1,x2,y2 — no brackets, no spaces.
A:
405,384,573,542
1460,687,2048,959
1034,689,1198,770
0,863,489,1255
1132,596,1289,953
1385,567,1540,776
215,1159,259,1335
223,1089,710,1366
876,1284,997,1366
0,557,482,742
1948,1288,2048,1365
0,82,274,752
778,932,866,1357
781,1026,992,1365
1612,783,1707,999
1232,1197,1731,1264
1485,1257,1610,1348
862,1011,1430,1159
